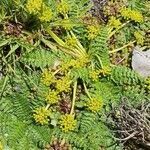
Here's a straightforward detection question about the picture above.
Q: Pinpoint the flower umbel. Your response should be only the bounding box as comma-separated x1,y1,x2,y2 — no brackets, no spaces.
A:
56,76,71,92
59,114,77,132
134,31,144,45
108,17,121,28
46,90,59,105
39,4,53,22
65,37,77,47
57,1,70,15
130,10,144,23
120,8,143,22
86,98,103,113
87,25,100,40
73,56,90,69
26,0,43,14
41,69,55,86
33,107,51,125
89,70,100,81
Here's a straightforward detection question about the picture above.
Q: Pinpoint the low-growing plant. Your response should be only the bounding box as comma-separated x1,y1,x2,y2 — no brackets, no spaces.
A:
0,0,149,149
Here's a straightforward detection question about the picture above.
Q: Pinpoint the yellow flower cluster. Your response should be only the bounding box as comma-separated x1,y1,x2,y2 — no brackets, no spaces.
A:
41,69,55,86
86,98,103,113
134,31,144,45
56,76,71,92
39,4,53,22
26,0,52,22
61,56,89,72
59,114,77,132
46,90,59,105
73,56,90,69
108,17,121,28
120,8,143,22
33,107,51,125
87,25,100,40
57,1,70,15
65,37,77,47
89,70,100,81
26,0,43,14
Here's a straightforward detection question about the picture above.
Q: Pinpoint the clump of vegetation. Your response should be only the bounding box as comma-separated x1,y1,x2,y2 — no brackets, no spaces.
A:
0,0,149,149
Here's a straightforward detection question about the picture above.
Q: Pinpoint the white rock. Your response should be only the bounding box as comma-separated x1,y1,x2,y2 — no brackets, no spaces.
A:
132,46,150,77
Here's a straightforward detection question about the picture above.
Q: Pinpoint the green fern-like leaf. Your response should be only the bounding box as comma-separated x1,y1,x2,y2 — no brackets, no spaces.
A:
28,125,51,148
22,48,56,68
52,128,87,149
10,94,32,121
79,112,97,133
7,120,27,148
71,67,90,82
122,85,147,106
111,66,144,86
89,27,110,68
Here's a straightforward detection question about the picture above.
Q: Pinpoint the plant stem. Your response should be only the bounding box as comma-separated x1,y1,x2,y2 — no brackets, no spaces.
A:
109,40,136,54
70,81,77,115
45,27,65,46
41,38,80,57
46,104,50,110
0,75,8,100
83,82,92,99
108,21,130,39
95,54,104,68
70,31,86,55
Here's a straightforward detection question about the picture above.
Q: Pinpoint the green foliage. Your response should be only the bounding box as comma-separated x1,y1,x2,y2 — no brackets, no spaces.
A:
122,85,147,106
22,48,56,68
0,0,149,149
111,66,144,85
89,27,110,68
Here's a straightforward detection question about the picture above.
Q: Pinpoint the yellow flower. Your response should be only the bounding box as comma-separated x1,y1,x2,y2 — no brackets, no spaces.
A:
120,8,130,19
86,98,103,113
130,10,143,23
41,69,55,86
45,90,59,105
56,76,71,92
65,37,77,47
39,4,53,22
60,56,89,72
26,0,43,14
87,25,100,40
73,56,90,69
59,114,77,132
108,17,121,28
89,70,100,81
57,1,70,15
134,31,144,45
33,107,51,125
120,8,143,22
60,62,72,72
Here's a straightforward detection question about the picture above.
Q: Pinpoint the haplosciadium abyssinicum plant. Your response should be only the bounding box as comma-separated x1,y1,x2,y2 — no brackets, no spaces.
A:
0,0,149,149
